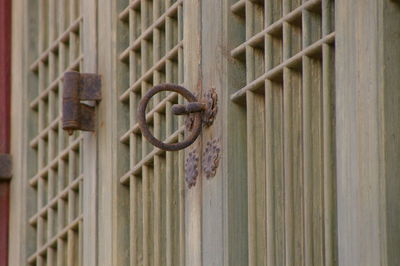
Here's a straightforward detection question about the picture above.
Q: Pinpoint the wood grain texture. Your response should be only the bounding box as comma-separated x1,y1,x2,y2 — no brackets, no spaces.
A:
201,0,226,265
97,0,117,265
9,0,35,264
336,0,400,265
184,1,202,266
82,0,98,265
222,1,249,266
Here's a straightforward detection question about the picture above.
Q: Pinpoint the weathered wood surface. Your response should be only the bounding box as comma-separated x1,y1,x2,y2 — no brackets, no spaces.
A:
82,0,98,265
184,1,202,266
336,0,400,265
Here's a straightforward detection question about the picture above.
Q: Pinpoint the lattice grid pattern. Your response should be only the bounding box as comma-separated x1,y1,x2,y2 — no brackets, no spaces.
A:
118,0,185,265
230,0,336,265
27,0,84,265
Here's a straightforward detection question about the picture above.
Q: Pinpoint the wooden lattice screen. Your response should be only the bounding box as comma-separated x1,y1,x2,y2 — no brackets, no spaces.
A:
229,0,336,265
118,0,185,265
27,0,84,265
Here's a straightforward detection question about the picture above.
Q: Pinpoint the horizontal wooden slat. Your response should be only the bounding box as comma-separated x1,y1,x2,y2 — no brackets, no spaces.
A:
29,16,83,71
118,0,141,21
230,32,335,102
29,116,61,148
120,92,178,143
119,41,183,101
120,125,184,184
27,215,83,264
231,0,322,59
28,175,83,225
29,137,82,186
29,55,83,109
231,0,246,15
119,0,183,61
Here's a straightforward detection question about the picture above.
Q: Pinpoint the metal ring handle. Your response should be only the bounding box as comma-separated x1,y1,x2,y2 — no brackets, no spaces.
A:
137,84,203,151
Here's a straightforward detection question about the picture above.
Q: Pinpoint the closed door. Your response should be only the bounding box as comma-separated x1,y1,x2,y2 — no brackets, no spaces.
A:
10,0,337,265
10,0,98,265
101,0,337,265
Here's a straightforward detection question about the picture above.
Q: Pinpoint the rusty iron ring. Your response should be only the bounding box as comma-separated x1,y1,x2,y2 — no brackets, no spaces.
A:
137,84,203,151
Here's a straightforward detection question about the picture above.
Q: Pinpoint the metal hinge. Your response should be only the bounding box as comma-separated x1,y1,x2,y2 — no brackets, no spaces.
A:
62,71,102,135
0,154,12,180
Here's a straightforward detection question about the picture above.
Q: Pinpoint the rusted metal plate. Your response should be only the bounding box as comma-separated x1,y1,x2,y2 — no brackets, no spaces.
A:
202,88,218,127
185,148,199,188
62,71,101,135
79,73,102,100
202,138,221,179
0,154,12,180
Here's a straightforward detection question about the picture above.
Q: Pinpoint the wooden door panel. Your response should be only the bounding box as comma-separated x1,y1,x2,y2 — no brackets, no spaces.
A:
116,1,186,265
25,1,85,265
227,0,337,265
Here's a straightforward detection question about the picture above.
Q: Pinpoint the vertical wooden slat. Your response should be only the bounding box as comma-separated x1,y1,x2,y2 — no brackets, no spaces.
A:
265,78,284,266
131,175,143,266
140,1,153,265
336,1,400,265
184,0,202,266
302,7,325,265
283,3,303,266
81,0,97,264
153,8,167,263
177,4,185,266
246,90,266,266
283,67,303,266
9,0,34,264
245,3,266,266
322,42,336,266
165,102,174,266
264,1,285,263
301,7,312,265
178,141,185,266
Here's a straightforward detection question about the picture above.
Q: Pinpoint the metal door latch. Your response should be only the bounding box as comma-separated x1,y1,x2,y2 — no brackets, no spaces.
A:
137,84,218,151
62,71,102,135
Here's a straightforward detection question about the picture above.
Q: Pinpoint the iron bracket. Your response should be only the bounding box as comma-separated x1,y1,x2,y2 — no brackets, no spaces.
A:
62,71,102,135
0,154,12,180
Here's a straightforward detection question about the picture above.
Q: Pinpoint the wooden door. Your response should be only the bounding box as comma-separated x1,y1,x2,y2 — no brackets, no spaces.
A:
96,0,337,266
224,1,337,265
9,0,98,265
10,1,400,266
10,0,338,265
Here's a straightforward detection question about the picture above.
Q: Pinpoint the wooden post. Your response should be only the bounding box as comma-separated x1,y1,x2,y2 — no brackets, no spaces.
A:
336,1,400,265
